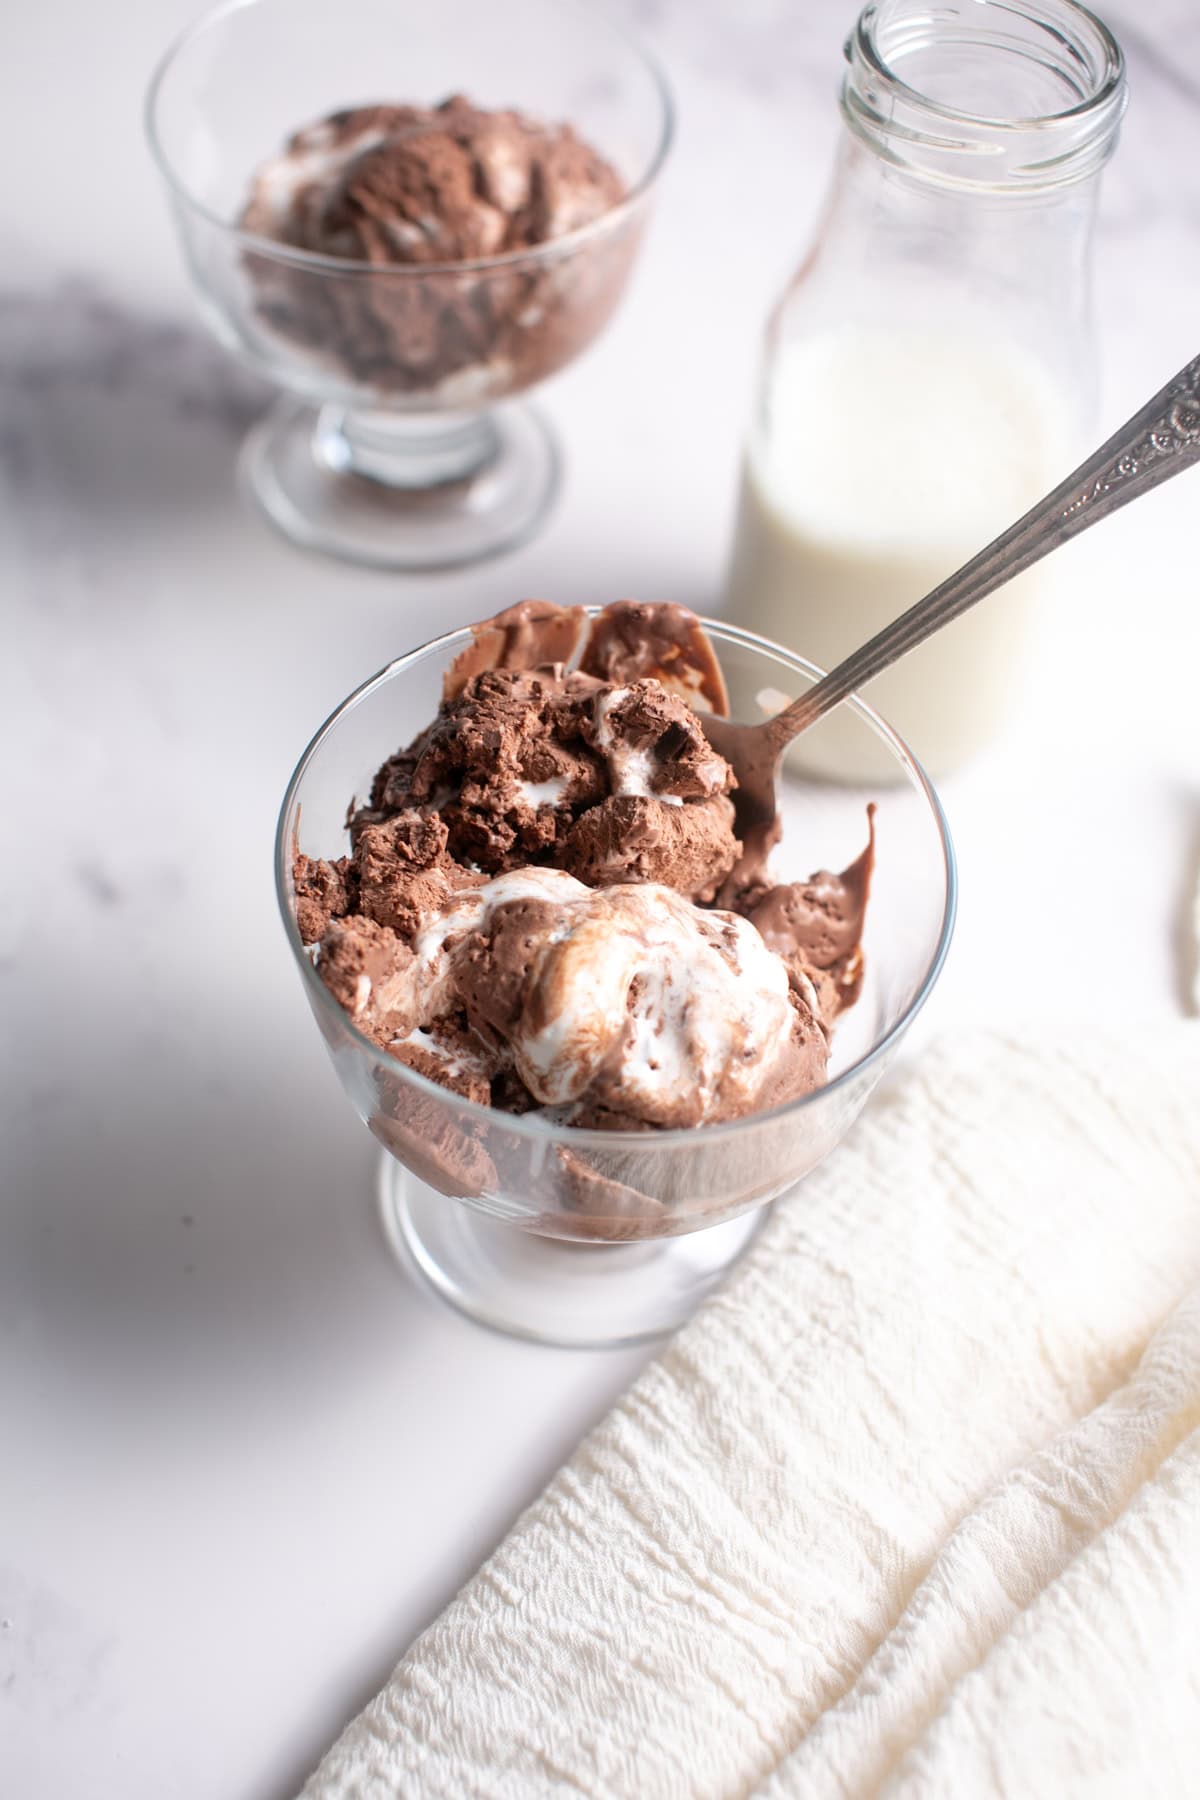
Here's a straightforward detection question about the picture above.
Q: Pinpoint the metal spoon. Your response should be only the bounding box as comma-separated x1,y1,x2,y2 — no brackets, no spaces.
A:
704,351,1200,886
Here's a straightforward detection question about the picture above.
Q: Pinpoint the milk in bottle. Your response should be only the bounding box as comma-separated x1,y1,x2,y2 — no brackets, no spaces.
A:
723,0,1126,779
726,326,1074,779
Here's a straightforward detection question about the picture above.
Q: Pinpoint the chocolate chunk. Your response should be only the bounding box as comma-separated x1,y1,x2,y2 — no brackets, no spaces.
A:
562,793,740,903
293,851,354,944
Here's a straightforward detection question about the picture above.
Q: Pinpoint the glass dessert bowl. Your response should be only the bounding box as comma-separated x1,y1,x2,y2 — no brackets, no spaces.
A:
275,615,956,1347
145,0,672,570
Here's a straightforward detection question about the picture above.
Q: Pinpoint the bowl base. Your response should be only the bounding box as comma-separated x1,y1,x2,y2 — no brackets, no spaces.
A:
239,393,560,571
378,1158,768,1349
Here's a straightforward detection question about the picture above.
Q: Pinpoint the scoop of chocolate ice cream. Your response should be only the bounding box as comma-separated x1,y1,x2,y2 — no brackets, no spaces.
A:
355,660,742,891
361,668,608,874
241,97,634,396
288,602,874,1175
244,97,623,264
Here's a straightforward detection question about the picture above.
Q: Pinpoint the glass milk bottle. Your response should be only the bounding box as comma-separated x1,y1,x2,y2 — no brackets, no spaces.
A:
724,0,1126,780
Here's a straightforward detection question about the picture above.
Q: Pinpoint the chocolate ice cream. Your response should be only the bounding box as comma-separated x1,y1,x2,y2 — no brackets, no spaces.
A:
355,652,739,898
292,601,874,1142
241,97,637,398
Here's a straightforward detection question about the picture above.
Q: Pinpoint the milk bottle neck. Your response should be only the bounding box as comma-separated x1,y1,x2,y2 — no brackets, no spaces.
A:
807,130,1103,322
841,0,1126,194
772,0,1128,409
778,2,1124,426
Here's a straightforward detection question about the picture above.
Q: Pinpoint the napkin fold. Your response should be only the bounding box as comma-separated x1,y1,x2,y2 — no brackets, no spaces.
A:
302,1026,1200,1799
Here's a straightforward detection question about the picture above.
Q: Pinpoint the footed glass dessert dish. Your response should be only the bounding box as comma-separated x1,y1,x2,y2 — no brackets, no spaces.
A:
146,0,672,569
275,616,955,1347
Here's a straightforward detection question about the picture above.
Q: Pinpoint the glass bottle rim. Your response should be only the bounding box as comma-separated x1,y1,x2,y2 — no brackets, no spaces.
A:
843,0,1127,191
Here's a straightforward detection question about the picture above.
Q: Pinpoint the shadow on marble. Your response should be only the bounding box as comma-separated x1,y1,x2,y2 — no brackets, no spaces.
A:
12,1041,442,1448
0,278,268,537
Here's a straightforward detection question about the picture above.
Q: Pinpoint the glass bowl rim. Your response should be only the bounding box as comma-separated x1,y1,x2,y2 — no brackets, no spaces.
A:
144,0,676,281
274,612,958,1150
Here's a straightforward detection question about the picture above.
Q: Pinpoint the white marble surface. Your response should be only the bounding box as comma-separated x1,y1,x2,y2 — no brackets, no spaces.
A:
4,2,1199,1795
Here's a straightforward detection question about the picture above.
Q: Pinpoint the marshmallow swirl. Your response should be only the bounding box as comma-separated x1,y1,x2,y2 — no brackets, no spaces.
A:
320,868,820,1129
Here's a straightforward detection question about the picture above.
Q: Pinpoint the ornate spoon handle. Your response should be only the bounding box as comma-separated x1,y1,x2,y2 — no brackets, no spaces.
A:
767,353,1200,750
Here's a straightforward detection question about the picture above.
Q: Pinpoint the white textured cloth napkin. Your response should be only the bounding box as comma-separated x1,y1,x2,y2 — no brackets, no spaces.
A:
302,1025,1200,1799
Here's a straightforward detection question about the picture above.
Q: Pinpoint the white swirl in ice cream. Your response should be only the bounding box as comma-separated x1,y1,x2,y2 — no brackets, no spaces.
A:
319,867,824,1129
